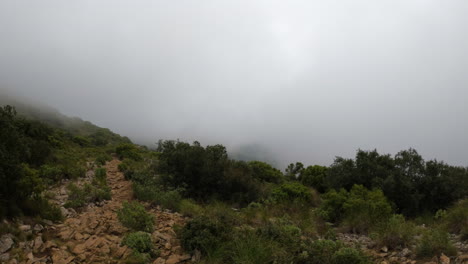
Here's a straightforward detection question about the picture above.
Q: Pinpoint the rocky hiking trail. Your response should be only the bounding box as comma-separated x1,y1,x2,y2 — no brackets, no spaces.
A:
1,159,192,264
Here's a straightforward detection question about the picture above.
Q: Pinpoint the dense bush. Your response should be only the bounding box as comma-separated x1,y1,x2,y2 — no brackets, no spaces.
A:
300,239,370,264
117,201,154,232
271,182,315,205
64,182,111,209
299,165,328,192
95,153,112,166
116,144,142,161
181,215,231,255
133,183,182,211
319,185,392,233
416,229,457,257
324,148,468,216
371,214,415,249
122,231,154,254
438,199,468,239
248,161,283,183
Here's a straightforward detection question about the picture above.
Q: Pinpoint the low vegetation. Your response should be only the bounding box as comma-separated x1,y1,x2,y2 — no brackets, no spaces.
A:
117,201,154,232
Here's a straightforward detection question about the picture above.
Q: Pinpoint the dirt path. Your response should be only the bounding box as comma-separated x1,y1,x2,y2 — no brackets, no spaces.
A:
18,159,189,264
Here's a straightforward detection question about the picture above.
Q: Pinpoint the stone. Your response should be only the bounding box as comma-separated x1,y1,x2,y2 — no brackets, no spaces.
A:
380,246,388,253
440,253,450,264
399,248,411,257
0,235,14,254
153,257,166,264
60,207,69,217
0,253,10,262
42,220,53,226
456,255,468,264
19,225,31,232
34,236,43,251
33,224,44,232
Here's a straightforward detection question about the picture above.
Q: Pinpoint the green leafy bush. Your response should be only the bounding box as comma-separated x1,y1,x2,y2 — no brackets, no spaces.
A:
64,181,111,209
300,165,328,192
248,161,283,183
319,185,392,233
439,199,468,239
122,231,153,253
95,153,112,166
257,217,302,246
116,144,142,161
371,214,415,249
300,239,370,264
39,165,63,183
226,229,285,264
178,199,203,217
416,229,457,257
271,182,314,204
117,201,154,232
332,247,370,264
133,183,182,211
181,215,231,255
342,185,393,233
318,189,349,223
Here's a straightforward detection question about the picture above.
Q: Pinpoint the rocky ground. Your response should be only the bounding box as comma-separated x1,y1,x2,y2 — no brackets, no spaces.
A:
0,159,193,264
338,233,468,264
1,159,467,264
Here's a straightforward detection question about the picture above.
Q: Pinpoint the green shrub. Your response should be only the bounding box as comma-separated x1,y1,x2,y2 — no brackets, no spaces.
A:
64,181,111,209
300,165,328,192
271,182,314,204
416,229,457,257
300,239,370,264
248,161,283,183
342,185,393,233
122,232,153,253
95,153,112,166
305,239,342,264
39,164,63,183
116,144,142,161
94,167,107,183
318,189,349,223
118,162,129,173
227,230,285,264
22,196,63,222
257,217,302,246
124,252,151,264
371,214,415,249
178,199,203,217
64,183,87,208
181,215,231,255
332,247,370,264
439,199,468,239
133,183,182,211
117,201,154,232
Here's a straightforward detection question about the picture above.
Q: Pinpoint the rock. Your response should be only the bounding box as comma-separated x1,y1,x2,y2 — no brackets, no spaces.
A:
456,255,468,264
399,248,411,258
33,224,44,233
0,235,14,254
424,262,437,264
60,207,69,217
191,250,201,262
34,236,43,251
440,253,450,264
0,253,10,262
380,261,388,264
380,246,388,253
8,259,17,264
42,220,53,226
19,225,31,232
153,257,166,264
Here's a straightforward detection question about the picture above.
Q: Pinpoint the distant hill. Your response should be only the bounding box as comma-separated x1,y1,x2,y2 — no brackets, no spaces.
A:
0,91,131,145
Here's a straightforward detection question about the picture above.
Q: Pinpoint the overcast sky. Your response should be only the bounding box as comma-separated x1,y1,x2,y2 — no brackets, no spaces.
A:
1,0,468,168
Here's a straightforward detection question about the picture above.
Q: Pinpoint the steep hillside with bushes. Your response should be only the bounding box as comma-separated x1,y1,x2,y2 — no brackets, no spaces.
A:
1,103,467,264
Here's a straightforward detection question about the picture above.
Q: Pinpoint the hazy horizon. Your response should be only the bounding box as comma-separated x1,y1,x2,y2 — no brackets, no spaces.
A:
1,1,468,168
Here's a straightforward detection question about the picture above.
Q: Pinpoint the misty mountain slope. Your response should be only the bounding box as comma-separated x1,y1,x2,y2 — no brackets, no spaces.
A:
0,93,131,145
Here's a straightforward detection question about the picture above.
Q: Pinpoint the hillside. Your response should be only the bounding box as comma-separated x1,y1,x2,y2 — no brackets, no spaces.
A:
0,102,467,264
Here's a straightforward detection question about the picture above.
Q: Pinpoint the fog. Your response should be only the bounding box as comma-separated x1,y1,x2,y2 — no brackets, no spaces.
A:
1,0,468,168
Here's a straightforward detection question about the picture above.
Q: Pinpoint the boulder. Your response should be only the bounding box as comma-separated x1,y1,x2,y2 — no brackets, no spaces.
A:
0,235,14,254
440,253,450,264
